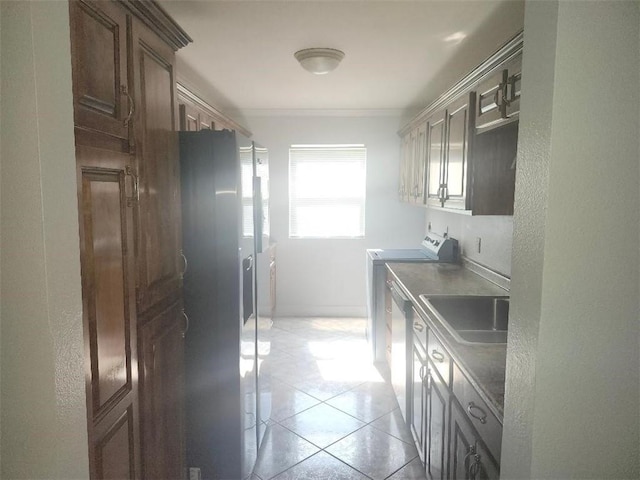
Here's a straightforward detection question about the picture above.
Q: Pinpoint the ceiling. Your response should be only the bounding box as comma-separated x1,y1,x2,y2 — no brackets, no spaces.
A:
159,0,524,116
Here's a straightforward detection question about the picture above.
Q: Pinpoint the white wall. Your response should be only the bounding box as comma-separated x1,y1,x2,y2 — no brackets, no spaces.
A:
245,115,425,316
502,1,639,477
424,210,513,276
0,1,89,478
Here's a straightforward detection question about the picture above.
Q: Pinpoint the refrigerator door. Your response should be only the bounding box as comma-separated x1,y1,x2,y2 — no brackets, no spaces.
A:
240,312,257,477
239,138,258,479
254,143,270,252
253,142,272,449
181,130,259,479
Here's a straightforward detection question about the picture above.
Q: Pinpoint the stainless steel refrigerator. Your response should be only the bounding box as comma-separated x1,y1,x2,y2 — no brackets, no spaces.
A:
180,130,271,480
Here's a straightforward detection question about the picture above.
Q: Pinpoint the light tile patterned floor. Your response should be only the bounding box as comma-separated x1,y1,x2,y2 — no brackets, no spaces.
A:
253,318,427,480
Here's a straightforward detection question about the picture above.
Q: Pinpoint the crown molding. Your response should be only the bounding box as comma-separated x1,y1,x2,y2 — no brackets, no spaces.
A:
117,0,192,50
399,30,523,136
176,83,252,137
237,108,404,118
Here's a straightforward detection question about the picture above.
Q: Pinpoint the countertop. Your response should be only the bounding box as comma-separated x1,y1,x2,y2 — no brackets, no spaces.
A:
386,261,509,420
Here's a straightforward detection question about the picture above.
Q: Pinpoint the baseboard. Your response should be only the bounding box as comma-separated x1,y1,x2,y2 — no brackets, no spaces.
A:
275,305,367,318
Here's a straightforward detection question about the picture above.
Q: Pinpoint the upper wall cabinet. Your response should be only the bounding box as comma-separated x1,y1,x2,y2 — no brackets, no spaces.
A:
70,0,131,144
399,122,428,204
177,83,251,136
476,55,522,132
425,93,475,211
399,31,523,215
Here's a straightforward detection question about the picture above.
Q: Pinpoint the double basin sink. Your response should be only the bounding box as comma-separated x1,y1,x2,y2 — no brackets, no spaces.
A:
419,295,509,346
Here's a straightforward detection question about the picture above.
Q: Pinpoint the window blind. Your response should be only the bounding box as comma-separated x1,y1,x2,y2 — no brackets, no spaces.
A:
289,144,366,238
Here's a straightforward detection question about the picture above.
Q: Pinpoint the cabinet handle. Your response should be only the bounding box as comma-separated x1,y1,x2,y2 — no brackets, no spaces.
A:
124,165,139,204
507,72,521,102
493,87,502,110
467,401,487,424
180,250,188,279
121,85,135,127
413,322,424,332
431,349,445,363
468,453,482,480
181,310,189,338
463,445,477,480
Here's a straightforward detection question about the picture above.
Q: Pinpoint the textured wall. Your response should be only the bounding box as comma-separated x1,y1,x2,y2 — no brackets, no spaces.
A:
502,1,640,477
0,1,88,478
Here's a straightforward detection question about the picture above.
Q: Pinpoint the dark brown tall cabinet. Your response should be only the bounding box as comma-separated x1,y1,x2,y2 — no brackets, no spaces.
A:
69,1,191,478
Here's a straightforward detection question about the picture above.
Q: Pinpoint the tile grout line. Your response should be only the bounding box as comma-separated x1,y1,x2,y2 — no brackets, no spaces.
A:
260,317,423,480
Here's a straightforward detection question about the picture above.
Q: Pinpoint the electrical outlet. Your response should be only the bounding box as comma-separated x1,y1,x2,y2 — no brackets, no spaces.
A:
475,237,482,254
189,467,202,480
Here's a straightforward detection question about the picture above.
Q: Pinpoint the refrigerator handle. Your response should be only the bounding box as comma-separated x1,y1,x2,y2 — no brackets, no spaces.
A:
254,177,263,253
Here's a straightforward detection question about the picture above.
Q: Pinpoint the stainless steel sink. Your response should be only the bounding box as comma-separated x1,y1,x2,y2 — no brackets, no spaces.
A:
418,295,509,346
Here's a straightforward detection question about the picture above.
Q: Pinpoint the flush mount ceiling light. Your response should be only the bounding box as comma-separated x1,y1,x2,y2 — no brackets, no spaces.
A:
294,48,345,75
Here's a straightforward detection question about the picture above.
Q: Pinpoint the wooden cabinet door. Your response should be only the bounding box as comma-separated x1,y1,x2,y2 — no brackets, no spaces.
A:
425,363,448,480
412,122,428,204
178,103,200,132
426,111,446,208
69,0,131,142
139,302,186,480
504,56,522,121
471,122,518,216
399,133,412,202
407,128,418,202
443,94,473,211
475,69,508,132
410,343,427,463
449,400,500,480
76,142,140,480
131,18,182,313
200,112,216,131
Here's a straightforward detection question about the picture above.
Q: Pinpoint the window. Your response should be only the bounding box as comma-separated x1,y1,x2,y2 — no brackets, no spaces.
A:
289,144,366,238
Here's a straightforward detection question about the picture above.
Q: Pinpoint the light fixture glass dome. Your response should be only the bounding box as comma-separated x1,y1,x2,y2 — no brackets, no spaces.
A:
294,48,345,75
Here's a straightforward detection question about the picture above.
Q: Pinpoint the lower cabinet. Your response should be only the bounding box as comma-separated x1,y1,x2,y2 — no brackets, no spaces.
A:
448,399,500,480
138,301,186,479
410,342,426,462
425,360,448,480
410,342,449,480
408,319,501,479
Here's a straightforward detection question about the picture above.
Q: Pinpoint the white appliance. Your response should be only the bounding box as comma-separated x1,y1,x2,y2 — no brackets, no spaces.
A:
366,232,458,363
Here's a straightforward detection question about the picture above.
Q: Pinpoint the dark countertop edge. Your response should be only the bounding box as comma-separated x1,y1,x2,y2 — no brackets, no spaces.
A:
386,263,507,421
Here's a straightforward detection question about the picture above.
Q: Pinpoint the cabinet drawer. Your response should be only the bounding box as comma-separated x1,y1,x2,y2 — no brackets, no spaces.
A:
452,363,502,462
411,311,427,349
427,331,451,386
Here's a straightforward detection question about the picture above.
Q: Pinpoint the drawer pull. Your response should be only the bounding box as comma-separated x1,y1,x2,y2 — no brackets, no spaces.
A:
413,322,424,332
431,349,445,363
467,401,487,424
385,308,392,314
